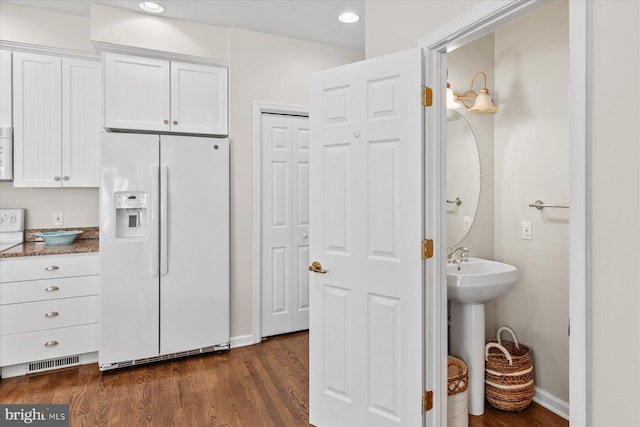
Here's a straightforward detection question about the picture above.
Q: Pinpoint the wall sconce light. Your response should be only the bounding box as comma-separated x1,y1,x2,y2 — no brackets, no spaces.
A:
447,71,499,113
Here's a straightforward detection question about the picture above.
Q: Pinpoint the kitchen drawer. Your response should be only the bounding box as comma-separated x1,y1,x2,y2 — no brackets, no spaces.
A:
1,295,99,335
0,323,99,367
0,253,99,283
1,275,100,304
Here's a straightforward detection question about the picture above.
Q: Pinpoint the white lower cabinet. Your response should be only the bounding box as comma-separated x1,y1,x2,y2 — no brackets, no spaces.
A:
0,253,100,378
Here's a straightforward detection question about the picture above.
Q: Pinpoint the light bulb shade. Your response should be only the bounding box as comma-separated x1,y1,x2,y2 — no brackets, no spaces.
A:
469,88,498,113
446,87,460,109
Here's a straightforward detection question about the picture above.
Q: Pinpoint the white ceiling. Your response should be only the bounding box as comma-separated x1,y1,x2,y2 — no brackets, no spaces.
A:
3,0,365,49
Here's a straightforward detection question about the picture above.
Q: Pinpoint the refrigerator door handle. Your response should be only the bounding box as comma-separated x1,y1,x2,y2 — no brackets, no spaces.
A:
151,165,160,277
160,165,169,276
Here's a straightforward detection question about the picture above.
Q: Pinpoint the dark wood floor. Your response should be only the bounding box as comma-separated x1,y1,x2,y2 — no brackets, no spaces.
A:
469,402,568,427
0,331,567,426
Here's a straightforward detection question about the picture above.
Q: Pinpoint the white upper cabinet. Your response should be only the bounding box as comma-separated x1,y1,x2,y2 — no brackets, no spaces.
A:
170,61,227,135
13,52,62,188
104,54,170,132
62,58,102,187
104,53,228,135
13,52,101,188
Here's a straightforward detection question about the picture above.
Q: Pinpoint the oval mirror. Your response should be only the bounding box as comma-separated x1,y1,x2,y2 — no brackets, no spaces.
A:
447,110,481,247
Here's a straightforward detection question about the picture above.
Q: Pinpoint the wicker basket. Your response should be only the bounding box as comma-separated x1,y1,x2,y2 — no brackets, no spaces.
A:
484,326,534,412
447,356,468,427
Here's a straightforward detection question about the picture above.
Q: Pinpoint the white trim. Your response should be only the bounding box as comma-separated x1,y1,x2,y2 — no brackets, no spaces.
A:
534,387,570,421
422,46,448,427
418,1,544,53
92,41,228,67
0,40,100,61
418,0,589,424
230,334,256,349
251,101,309,345
568,1,590,425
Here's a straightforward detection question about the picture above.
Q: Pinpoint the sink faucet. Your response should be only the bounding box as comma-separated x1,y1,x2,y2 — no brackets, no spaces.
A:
448,246,471,263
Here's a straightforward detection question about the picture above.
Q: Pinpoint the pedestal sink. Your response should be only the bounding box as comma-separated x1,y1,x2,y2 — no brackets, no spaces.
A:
448,257,518,416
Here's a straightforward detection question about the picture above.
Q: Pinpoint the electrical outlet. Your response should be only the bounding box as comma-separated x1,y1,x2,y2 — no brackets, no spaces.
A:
522,221,532,240
53,212,63,226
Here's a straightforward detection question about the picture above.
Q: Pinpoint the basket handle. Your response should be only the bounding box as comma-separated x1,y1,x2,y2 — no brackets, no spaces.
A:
496,325,520,349
485,342,513,366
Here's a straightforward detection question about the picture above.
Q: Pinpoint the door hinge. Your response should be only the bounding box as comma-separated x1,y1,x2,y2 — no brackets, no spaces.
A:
422,239,434,259
423,390,433,412
422,86,433,107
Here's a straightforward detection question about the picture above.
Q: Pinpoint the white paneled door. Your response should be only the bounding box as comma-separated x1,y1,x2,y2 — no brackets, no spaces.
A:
309,48,424,426
261,114,310,337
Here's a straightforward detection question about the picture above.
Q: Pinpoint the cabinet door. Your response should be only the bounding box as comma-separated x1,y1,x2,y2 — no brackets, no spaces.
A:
104,53,170,132
0,50,11,128
62,58,101,187
13,52,62,187
170,61,228,135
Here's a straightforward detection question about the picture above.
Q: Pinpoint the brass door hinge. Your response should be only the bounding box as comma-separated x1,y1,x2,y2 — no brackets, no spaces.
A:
422,390,433,412
422,239,434,259
422,86,433,107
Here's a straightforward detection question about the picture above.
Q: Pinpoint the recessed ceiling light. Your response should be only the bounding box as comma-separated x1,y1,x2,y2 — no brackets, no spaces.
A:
139,2,164,14
338,11,360,24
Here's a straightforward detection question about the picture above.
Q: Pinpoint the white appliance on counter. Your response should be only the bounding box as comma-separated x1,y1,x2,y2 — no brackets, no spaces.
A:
99,132,229,370
0,208,24,251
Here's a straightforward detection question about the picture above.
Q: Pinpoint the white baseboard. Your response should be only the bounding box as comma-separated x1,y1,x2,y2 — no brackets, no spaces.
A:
533,386,569,420
230,334,256,349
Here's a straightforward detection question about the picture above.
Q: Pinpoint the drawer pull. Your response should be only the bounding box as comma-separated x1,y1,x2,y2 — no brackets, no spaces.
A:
45,285,60,292
44,311,60,318
44,340,59,347
45,265,60,271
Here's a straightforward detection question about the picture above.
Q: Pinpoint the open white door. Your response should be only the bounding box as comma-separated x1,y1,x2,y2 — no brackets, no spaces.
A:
309,48,425,426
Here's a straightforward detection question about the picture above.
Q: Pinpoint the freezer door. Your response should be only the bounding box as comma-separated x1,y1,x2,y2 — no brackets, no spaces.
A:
159,135,230,354
99,132,160,365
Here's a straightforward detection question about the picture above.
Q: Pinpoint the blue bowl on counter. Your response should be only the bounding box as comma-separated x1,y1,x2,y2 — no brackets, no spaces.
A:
32,230,83,245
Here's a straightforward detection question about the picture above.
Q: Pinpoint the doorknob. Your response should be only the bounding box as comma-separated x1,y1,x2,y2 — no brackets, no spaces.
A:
308,261,327,274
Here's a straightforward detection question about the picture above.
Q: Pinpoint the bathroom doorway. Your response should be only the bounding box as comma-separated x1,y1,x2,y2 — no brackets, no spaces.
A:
421,0,587,423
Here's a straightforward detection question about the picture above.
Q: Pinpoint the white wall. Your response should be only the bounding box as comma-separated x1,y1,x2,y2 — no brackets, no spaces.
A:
364,0,481,59
90,4,229,60
227,27,363,336
0,2,93,52
366,0,640,424
493,0,570,403
590,1,640,425
0,2,98,228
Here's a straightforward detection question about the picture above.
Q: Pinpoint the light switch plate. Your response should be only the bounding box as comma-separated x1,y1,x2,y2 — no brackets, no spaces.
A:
522,221,532,240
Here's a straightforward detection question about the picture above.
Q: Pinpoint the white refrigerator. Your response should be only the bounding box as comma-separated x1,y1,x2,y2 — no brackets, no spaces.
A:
99,132,229,370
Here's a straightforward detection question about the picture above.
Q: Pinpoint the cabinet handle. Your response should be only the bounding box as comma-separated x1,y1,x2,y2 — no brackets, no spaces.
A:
164,120,169,124
63,176,69,181
45,311,59,318
173,120,178,125
45,265,60,271
54,176,61,181
45,285,60,292
44,340,59,347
